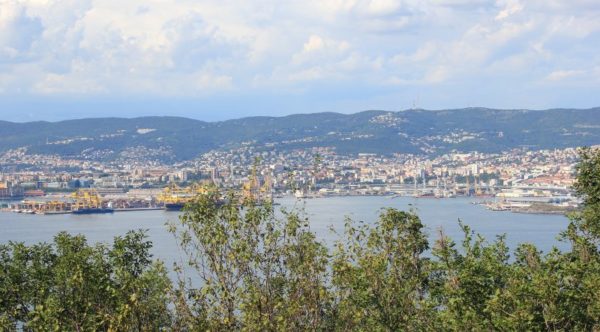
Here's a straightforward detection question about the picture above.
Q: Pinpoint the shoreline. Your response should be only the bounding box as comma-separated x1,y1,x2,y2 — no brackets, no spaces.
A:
1,194,574,216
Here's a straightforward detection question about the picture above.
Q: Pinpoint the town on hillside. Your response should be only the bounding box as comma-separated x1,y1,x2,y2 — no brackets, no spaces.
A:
1,144,591,215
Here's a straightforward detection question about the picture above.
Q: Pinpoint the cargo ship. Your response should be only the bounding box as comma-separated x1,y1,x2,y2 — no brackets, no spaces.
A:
72,208,114,215
158,183,225,211
164,203,186,211
70,189,114,214
158,184,198,211
165,200,224,211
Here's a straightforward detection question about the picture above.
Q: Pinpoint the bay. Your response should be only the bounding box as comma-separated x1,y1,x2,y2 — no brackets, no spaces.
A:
0,196,570,267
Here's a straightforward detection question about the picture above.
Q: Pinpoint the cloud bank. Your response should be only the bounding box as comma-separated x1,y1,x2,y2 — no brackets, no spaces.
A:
0,0,598,120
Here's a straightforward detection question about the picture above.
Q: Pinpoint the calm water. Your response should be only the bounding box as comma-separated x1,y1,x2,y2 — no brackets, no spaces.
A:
0,196,570,266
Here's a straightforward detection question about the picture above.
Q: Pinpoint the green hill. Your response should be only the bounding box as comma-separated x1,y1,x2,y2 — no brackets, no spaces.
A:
1,108,599,161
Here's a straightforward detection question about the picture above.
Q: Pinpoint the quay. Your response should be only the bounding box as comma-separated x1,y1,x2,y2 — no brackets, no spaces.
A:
3,207,165,215
114,207,164,212
0,187,192,215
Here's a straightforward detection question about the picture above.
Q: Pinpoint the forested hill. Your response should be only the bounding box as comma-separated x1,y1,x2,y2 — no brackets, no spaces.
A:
1,108,599,161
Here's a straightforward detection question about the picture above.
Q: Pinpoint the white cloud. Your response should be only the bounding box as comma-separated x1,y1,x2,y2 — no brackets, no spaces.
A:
546,70,585,81
33,72,107,94
363,0,403,16
0,1,44,60
303,35,326,53
495,0,524,21
0,0,597,110
391,43,437,64
293,35,351,64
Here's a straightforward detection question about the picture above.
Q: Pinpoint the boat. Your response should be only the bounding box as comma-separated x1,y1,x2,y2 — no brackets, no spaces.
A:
165,200,228,211
415,192,437,198
71,189,113,214
164,203,186,211
158,183,204,211
294,189,308,199
72,208,114,215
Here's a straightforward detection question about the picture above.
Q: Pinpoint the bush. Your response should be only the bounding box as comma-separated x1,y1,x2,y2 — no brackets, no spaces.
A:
0,231,171,331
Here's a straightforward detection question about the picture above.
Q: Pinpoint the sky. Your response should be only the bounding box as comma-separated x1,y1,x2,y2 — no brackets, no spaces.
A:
0,0,599,122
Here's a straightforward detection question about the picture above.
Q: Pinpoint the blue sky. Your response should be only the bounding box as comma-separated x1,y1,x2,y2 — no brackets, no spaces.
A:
0,0,598,122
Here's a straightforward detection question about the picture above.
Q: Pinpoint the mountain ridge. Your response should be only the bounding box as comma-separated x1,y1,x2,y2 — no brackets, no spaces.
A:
1,107,599,161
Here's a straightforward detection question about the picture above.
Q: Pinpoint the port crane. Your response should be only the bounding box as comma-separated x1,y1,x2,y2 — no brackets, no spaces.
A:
157,183,208,210
241,163,273,204
71,189,103,210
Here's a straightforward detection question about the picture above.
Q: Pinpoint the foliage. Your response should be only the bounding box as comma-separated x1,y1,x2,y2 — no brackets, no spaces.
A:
0,230,171,331
331,210,434,331
168,186,331,330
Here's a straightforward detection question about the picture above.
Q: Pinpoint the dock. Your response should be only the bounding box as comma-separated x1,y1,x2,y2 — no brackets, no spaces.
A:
113,208,164,212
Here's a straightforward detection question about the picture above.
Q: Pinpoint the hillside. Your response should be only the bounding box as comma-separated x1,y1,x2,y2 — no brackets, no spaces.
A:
1,108,599,161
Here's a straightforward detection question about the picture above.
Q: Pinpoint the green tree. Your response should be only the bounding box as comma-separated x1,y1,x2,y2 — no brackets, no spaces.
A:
106,231,172,331
331,209,434,331
430,224,511,330
0,241,55,330
169,186,331,331
0,231,171,331
433,147,600,331
549,147,600,330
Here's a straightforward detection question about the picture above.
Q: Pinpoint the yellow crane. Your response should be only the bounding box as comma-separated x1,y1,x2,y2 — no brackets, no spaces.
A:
157,183,208,210
45,200,69,213
71,189,103,210
242,164,273,204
